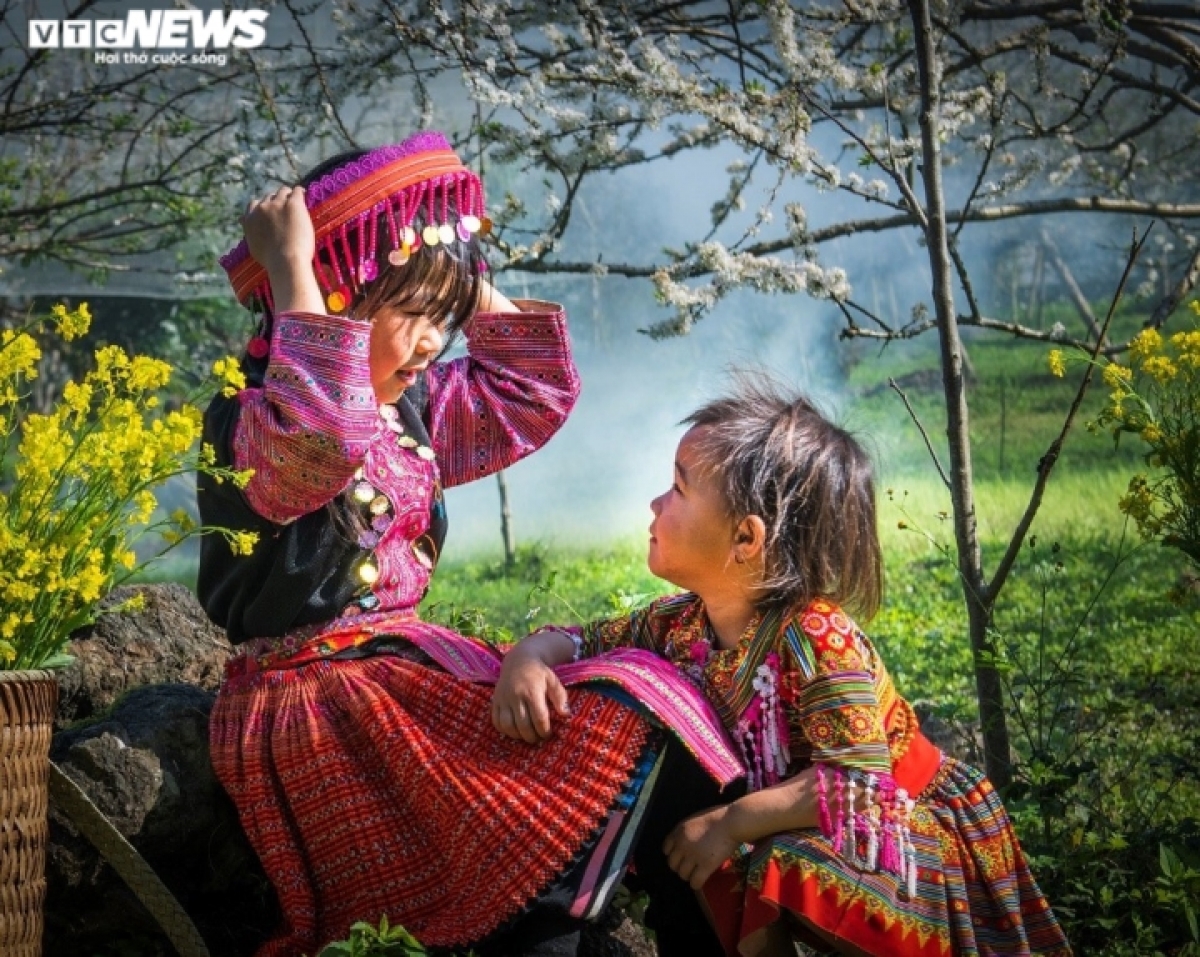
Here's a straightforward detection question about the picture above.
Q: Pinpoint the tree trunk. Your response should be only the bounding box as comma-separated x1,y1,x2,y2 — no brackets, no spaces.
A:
1030,244,1046,330
497,470,516,567
906,0,1012,790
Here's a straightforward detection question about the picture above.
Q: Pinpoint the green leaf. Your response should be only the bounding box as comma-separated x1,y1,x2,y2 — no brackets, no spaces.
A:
1161,844,1182,880
39,652,77,670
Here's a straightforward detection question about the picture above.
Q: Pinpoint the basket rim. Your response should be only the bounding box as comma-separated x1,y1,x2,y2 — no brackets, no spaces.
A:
0,669,57,684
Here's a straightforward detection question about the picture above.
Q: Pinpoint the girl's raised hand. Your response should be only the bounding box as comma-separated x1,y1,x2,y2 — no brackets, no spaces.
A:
492,645,571,745
241,185,315,275
241,186,324,315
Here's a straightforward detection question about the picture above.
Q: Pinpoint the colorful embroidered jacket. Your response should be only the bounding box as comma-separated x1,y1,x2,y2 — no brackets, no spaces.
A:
581,593,933,792
198,302,579,643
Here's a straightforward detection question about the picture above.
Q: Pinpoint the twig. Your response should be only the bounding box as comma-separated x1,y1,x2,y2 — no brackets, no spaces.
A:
889,377,951,491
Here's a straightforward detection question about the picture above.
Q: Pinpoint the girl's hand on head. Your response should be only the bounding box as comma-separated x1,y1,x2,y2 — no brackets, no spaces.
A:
241,185,316,274
663,805,740,891
491,648,570,745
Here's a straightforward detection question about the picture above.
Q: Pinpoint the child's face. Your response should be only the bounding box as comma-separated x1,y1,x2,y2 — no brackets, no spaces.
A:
648,426,739,594
369,306,445,403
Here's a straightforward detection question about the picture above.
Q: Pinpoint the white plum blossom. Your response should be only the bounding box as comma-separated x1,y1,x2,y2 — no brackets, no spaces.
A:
864,179,890,200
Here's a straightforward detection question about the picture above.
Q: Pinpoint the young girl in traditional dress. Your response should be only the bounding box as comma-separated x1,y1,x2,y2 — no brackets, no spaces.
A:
493,379,1073,957
199,131,675,956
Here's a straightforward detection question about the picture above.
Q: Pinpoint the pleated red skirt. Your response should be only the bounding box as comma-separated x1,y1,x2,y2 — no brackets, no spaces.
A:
210,650,650,956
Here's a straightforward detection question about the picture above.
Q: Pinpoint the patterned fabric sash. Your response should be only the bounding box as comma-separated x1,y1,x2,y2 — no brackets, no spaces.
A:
555,649,745,788
226,615,746,788
406,632,745,789
225,613,419,675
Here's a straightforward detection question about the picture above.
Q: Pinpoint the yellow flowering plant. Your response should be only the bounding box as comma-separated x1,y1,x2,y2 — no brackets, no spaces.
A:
0,303,256,670
1051,300,1200,569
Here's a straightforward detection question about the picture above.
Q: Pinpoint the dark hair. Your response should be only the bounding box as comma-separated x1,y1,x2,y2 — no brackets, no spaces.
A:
682,375,883,620
296,148,484,348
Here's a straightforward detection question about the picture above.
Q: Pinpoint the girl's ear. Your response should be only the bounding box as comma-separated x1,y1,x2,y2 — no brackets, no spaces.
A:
733,514,767,564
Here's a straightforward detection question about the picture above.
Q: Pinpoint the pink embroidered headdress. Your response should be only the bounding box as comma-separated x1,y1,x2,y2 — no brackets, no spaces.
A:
219,131,489,319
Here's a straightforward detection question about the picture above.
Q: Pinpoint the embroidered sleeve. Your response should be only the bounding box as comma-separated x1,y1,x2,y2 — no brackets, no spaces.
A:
784,600,892,777
787,604,921,884
231,312,378,525
579,611,647,658
578,593,693,658
426,300,580,489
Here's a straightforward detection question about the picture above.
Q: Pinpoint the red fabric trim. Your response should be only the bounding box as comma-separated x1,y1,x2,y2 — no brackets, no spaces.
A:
706,859,952,957
893,730,942,796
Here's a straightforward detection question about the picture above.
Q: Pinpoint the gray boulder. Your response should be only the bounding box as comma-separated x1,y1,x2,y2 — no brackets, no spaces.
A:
56,583,231,727
47,683,275,957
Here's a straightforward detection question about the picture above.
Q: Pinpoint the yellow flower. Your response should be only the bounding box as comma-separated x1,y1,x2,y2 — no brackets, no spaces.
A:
50,302,92,341
1141,355,1177,384
1118,475,1157,525
109,591,146,614
1128,328,1161,363
229,531,258,556
62,381,93,416
1141,423,1162,444
1170,330,1200,364
212,357,247,398
127,355,172,392
0,331,41,384
1,304,288,670
74,552,107,603
15,413,73,484
169,508,198,533
1048,350,1065,378
1102,362,1132,390
88,345,139,398
131,489,158,524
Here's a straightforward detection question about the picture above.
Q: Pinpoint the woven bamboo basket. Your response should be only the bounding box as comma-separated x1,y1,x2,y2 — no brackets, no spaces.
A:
0,670,57,957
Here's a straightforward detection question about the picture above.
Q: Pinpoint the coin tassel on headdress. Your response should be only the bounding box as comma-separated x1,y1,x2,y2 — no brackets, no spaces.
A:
219,131,492,356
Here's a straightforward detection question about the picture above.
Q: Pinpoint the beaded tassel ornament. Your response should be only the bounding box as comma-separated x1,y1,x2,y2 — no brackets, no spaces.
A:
815,764,918,892
738,652,792,792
